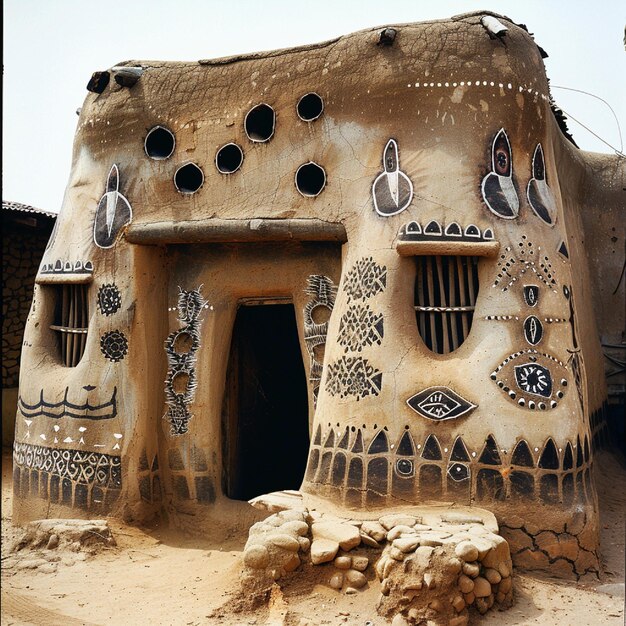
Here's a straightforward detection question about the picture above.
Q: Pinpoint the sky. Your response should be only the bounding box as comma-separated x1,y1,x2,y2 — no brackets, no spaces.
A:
3,0,626,213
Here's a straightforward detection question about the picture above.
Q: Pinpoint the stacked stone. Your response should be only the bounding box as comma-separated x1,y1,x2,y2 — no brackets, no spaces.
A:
309,516,369,593
243,510,310,580
243,506,513,624
371,514,513,625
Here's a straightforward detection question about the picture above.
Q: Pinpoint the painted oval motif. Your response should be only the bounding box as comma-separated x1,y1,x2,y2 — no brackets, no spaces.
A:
524,315,543,345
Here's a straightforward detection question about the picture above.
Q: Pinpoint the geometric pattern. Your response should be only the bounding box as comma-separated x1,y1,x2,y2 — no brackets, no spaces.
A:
97,284,122,316
406,386,476,421
163,287,206,435
325,355,382,400
343,257,387,302
493,238,557,292
491,349,568,410
100,330,128,362
303,275,337,405
337,304,384,352
13,441,121,488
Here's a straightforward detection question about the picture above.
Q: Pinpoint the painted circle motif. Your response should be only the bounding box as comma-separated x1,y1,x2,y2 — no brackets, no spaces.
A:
97,284,122,316
100,330,128,362
396,458,414,477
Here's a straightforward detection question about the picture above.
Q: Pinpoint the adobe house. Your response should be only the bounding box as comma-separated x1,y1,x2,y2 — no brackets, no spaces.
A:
12,10,624,623
2,201,56,447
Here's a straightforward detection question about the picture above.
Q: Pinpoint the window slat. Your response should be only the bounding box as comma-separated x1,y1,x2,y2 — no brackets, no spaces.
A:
415,256,479,354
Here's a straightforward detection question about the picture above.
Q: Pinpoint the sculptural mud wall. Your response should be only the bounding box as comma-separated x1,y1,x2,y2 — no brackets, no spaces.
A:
13,11,624,589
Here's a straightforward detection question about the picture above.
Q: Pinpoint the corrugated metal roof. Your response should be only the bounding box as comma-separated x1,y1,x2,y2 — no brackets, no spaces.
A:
2,201,57,219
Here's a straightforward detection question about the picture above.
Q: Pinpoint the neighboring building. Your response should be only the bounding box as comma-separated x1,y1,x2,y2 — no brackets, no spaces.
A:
2,202,56,446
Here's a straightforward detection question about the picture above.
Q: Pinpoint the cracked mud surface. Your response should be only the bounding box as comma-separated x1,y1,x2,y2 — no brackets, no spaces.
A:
2,449,624,625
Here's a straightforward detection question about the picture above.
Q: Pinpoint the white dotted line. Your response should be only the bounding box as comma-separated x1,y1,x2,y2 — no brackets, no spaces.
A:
408,80,549,101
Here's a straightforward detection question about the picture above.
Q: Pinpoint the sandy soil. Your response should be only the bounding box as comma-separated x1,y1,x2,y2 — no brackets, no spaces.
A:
1,448,624,626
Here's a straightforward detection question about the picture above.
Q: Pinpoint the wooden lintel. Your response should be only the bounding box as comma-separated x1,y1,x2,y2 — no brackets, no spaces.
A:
126,219,347,244
36,273,93,285
396,240,500,257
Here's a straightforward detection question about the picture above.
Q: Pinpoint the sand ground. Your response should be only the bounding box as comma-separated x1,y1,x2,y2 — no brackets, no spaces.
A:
1,448,624,626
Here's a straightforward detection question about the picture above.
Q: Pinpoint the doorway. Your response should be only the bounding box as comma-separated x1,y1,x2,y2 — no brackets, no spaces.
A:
222,302,310,501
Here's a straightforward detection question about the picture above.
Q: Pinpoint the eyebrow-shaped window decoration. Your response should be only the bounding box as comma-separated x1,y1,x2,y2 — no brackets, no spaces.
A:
527,144,557,225
481,128,519,219
372,139,413,217
93,164,133,249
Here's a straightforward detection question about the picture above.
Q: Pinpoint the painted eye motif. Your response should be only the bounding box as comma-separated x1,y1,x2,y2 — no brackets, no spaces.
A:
493,130,512,177
495,149,508,174
527,143,557,225
481,128,519,219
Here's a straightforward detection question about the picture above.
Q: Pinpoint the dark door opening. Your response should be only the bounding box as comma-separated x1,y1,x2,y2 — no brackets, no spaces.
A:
222,303,310,501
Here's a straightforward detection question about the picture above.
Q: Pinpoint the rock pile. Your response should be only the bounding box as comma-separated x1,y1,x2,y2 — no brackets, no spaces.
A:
243,500,513,624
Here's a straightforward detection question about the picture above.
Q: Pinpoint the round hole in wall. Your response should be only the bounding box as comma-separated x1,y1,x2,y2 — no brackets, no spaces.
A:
295,162,326,197
172,372,190,395
244,103,275,142
172,331,194,353
144,126,175,159
311,304,331,324
174,162,204,193
297,93,324,122
216,143,244,174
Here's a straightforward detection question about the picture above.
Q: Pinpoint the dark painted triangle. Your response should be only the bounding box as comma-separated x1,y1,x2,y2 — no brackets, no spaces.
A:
337,428,350,449
478,435,501,465
511,440,534,467
324,429,335,448
421,434,442,460
397,431,415,456
450,437,470,462
538,438,559,469
351,430,364,453
151,455,159,471
576,435,583,467
584,436,590,463
368,430,389,454
563,442,574,471
313,425,322,445
558,241,569,258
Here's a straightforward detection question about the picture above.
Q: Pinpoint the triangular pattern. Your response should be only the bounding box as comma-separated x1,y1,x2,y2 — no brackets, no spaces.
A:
351,430,364,453
324,429,335,448
563,442,574,471
576,435,583,467
538,438,559,469
313,425,322,445
421,434,442,460
397,431,415,456
511,440,534,467
478,435,501,465
368,430,389,454
450,436,470,462
337,428,350,449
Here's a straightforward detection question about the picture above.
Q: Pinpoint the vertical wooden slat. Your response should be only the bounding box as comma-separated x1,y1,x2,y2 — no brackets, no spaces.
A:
61,286,69,365
448,255,459,352
456,257,470,341
435,256,450,354
71,286,79,366
416,258,427,343
466,258,479,345
425,257,438,353
79,285,87,361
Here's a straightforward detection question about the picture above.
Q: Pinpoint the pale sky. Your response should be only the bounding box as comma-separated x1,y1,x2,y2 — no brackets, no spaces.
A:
3,0,625,213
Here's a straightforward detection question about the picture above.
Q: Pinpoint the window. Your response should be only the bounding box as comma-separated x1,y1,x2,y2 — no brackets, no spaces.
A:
414,255,479,353
50,285,89,366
